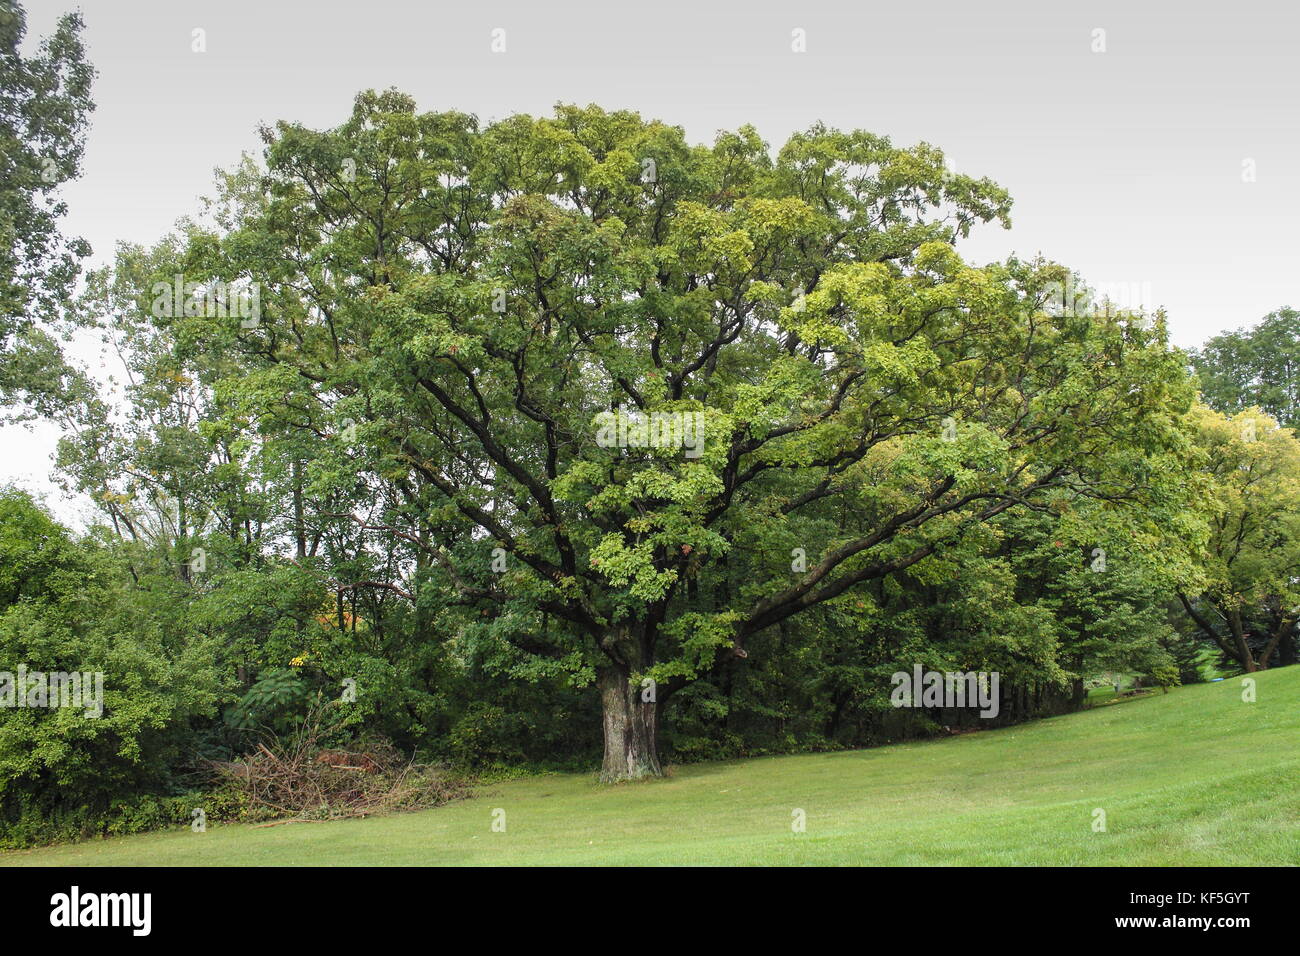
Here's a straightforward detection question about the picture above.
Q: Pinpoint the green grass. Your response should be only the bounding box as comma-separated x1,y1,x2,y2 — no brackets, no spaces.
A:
5,668,1298,866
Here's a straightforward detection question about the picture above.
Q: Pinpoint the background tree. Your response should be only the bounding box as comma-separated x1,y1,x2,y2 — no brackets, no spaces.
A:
1177,405,1300,672
1000,496,1203,708
1191,307,1300,430
0,0,94,414
0,487,225,846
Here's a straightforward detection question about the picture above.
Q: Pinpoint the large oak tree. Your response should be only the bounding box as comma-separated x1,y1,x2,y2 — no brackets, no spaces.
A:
166,92,1193,779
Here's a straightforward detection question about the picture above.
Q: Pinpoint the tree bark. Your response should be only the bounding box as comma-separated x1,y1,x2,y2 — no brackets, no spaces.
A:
1179,593,1255,671
292,458,307,559
598,661,662,782
1226,606,1258,672
1257,608,1294,671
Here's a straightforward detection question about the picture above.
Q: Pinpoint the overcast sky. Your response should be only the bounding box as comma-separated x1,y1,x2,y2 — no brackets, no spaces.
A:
10,0,1300,519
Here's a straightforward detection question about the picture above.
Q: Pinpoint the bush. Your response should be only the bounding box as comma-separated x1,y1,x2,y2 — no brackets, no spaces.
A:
0,490,227,847
0,788,245,849
1149,663,1182,694
226,667,311,734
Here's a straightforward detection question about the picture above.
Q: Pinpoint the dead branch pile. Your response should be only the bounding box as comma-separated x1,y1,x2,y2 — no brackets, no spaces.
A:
212,714,469,822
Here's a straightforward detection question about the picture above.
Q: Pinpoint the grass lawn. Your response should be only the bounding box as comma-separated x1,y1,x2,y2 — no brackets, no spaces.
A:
5,668,1297,866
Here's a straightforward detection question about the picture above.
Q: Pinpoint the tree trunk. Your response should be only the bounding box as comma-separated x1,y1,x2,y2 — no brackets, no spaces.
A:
1070,676,1086,710
292,458,307,559
1281,628,1298,667
1257,609,1294,671
1227,607,1258,672
598,662,662,782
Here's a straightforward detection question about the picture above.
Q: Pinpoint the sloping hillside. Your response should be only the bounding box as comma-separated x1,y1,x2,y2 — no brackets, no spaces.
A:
6,668,1297,866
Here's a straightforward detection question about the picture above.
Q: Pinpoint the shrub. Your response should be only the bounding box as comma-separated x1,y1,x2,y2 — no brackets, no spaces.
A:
0,490,227,847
